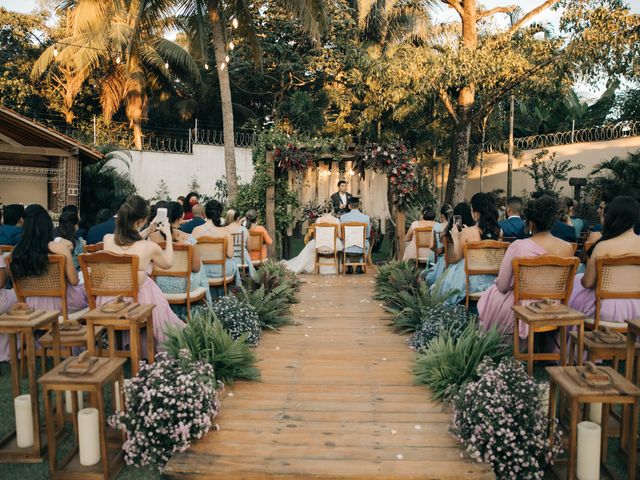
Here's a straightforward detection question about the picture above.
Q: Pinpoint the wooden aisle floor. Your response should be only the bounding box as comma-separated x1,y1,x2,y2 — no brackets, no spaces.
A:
164,272,494,479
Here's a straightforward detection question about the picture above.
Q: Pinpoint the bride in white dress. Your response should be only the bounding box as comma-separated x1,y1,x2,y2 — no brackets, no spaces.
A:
283,206,343,274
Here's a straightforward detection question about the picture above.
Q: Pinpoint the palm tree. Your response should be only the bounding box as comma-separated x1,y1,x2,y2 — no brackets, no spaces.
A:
32,0,200,150
176,0,326,202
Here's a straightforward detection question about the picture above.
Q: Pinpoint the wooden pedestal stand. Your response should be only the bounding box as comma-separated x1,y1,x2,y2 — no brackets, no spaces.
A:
0,307,62,463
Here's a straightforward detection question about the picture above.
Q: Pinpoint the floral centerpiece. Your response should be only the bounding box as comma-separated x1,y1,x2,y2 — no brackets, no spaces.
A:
450,357,562,480
300,201,324,223
360,141,418,207
109,351,220,471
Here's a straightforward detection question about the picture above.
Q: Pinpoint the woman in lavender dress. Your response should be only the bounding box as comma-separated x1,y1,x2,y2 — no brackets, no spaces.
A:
0,253,17,361
569,196,640,324
478,194,574,338
9,204,87,315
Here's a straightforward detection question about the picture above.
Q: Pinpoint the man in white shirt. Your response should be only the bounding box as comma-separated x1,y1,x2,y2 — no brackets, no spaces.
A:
330,180,352,216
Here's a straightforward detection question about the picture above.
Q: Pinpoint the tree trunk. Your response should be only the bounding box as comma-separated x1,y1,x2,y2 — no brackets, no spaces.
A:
126,94,144,151
209,9,238,202
445,105,472,205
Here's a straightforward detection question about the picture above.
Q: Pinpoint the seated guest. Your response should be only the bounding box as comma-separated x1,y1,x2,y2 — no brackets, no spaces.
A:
101,196,184,346
225,209,256,278
435,193,501,305
245,209,274,264
499,196,527,240
550,196,577,243
432,203,453,257
86,201,122,245
569,196,640,325
339,197,370,274
570,199,585,239
182,192,199,220
9,204,87,314
179,203,205,234
56,211,85,271
177,195,185,206
591,191,615,233
0,204,25,246
283,202,342,274
478,194,574,336
403,207,437,262
0,249,18,362
192,200,240,286
149,201,211,309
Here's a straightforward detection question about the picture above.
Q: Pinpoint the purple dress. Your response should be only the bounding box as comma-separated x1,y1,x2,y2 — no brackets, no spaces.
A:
25,284,88,315
0,288,18,362
478,239,547,338
569,272,640,325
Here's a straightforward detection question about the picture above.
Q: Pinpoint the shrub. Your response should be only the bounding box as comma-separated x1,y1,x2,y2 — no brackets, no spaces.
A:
164,308,260,384
386,279,455,333
212,296,261,346
374,260,421,306
249,260,300,304
408,304,471,352
413,323,510,400
109,351,220,471
236,285,293,330
450,358,563,479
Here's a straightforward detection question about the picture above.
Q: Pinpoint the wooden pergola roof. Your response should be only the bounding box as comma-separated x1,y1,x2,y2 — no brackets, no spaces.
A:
0,105,103,167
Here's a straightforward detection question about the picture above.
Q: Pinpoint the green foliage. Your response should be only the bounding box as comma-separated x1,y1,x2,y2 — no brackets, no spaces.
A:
374,260,421,305
152,180,171,202
412,323,510,400
236,285,293,330
517,149,583,194
408,305,471,353
586,149,640,201
163,308,260,385
249,259,301,303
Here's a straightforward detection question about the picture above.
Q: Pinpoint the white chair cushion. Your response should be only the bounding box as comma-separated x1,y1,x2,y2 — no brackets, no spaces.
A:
163,287,208,302
583,316,628,331
208,275,236,286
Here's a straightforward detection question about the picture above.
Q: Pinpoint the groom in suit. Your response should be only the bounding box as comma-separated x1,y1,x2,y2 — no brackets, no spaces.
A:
331,180,353,216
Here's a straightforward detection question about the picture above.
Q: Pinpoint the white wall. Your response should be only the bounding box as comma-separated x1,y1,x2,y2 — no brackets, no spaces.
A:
114,144,254,199
463,136,640,198
0,180,48,207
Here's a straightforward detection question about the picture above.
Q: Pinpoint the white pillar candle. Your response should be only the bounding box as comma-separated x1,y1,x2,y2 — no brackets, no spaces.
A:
65,391,84,414
114,381,121,411
78,408,101,466
577,421,601,480
588,403,602,425
14,394,34,448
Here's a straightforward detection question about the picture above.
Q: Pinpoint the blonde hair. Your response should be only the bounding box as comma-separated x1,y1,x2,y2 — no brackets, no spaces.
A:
225,209,239,225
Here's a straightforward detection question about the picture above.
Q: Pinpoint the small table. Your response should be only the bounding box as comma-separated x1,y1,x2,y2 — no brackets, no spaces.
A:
39,356,126,480
81,304,155,376
0,309,62,463
512,305,585,375
547,366,640,480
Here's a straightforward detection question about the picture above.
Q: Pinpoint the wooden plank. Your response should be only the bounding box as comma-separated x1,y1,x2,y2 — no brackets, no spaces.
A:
0,144,73,157
164,272,494,479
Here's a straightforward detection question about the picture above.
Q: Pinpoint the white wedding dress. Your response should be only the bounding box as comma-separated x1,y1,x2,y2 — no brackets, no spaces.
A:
283,215,343,274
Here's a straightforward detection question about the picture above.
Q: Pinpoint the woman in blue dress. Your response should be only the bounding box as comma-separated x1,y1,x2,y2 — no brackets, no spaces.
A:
150,202,212,312
225,209,256,279
424,203,453,283
434,193,502,305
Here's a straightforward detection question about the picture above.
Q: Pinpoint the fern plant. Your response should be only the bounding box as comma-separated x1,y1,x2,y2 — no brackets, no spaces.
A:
374,260,421,306
163,308,260,385
413,323,510,400
236,285,293,330
249,260,300,304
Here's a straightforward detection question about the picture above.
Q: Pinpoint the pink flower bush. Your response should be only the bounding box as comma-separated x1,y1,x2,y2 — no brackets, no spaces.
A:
450,358,562,480
361,142,418,206
109,350,221,471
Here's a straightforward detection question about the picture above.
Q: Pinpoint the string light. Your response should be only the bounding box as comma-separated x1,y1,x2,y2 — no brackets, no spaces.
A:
115,55,121,64
220,62,226,71
164,62,169,70
225,55,230,63
232,17,239,29
228,41,235,50
53,46,58,57
204,63,209,70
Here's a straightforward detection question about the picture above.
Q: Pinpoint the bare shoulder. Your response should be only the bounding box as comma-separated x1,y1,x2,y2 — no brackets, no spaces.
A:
48,241,70,254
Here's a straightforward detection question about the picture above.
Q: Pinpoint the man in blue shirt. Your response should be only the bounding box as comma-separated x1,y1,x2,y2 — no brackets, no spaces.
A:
180,203,206,234
340,197,371,274
0,204,24,246
499,197,526,240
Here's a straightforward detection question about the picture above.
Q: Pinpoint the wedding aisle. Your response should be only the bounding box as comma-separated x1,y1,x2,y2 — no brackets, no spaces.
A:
164,272,494,479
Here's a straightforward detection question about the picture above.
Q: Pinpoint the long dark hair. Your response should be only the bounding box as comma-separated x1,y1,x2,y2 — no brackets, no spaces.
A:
114,195,150,246
184,192,199,214
440,203,453,222
524,194,559,233
204,200,223,227
444,202,475,238
10,204,54,280
471,192,500,240
58,211,79,248
588,196,640,256
245,209,259,230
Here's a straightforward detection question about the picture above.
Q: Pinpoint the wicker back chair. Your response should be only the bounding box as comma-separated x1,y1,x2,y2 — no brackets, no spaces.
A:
314,223,339,274
414,227,434,266
590,255,640,332
231,232,247,273
513,255,579,306
443,235,457,267
0,245,13,254
463,241,509,309
79,252,139,309
152,242,207,320
196,236,233,294
248,231,266,267
83,242,104,253
341,222,368,274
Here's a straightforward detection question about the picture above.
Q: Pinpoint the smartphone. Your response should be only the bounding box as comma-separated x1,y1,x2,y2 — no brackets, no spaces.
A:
453,215,462,230
156,207,168,225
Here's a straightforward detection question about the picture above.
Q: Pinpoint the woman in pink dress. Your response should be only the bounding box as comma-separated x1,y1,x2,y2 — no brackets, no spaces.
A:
402,207,437,262
100,195,185,349
9,204,87,314
478,194,574,337
569,196,640,324
0,253,17,362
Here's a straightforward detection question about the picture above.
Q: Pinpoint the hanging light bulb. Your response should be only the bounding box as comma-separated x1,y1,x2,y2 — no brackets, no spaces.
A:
204,63,209,70
232,17,239,29
165,61,169,70
225,55,230,63
220,62,226,71
53,46,59,57
115,54,121,64
228,41,235,50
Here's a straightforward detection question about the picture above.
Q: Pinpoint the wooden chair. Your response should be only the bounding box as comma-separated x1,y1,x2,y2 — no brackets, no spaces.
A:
512,255,580,369
151,242,208,320
0,245,14,254
314,223,339,274
463,240,509,310
248,231,267,267
341,222,368,274
569,242,578,256
442,235,457,267
196,236,234,294
414,227,434,267
231,232,248,276
83,242,104,253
